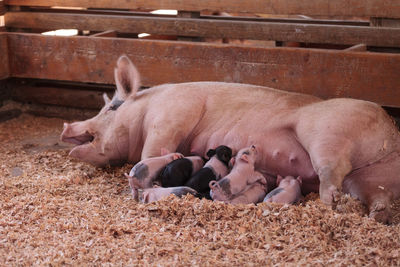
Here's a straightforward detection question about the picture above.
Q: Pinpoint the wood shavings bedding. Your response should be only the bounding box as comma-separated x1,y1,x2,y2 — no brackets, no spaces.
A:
0,115,399,266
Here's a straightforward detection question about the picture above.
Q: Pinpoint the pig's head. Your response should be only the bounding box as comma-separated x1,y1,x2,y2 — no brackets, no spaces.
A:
277,175,302,187
206,145,232,166
236,145,257,166
209,145,259,201
61,55,141,166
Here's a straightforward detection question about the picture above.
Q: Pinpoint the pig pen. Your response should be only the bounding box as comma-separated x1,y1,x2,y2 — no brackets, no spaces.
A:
1,113,400,266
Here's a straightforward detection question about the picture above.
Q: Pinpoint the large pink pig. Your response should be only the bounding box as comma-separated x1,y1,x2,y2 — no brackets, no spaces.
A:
61,55,400,223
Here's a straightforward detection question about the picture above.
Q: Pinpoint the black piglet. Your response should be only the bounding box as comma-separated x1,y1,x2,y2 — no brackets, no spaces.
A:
184,145,232,199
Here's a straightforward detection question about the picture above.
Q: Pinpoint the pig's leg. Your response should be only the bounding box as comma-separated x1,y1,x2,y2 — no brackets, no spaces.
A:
141,130,182,159
307,140,353,206
343,151,400,223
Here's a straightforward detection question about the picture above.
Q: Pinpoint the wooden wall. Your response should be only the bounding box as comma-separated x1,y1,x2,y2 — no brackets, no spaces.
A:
1,0,400,110
5,0,400,18
0,34,9,80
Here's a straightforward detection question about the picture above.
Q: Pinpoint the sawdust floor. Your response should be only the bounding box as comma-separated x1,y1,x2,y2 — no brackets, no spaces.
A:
1,114,400,266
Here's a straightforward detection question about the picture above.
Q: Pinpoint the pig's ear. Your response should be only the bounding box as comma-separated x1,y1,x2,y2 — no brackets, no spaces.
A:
206,149,216,158
103,93,111,105
114,55,141,101
160,148,170,156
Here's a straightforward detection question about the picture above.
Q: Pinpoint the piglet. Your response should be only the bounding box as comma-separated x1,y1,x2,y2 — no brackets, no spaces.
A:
224,181,267,205
209,145,266,202
130,185,199,203
125,149,183,198
158,156,205,187
263,175,303,204
184,145,232,199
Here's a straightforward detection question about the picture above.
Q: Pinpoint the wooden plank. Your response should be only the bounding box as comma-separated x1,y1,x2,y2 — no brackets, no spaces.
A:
0,33,9,79
5,0,400,18
5,12,400,47
18,7,372,26
11,84,107,109
7,33,400,106
371,18,400,27
0,1,6,15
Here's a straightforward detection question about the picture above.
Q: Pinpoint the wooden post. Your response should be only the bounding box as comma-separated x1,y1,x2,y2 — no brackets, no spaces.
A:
177,11,202,42
370,17,400,52
0,0,5,32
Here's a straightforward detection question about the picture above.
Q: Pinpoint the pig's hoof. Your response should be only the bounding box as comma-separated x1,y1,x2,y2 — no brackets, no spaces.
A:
369,201,392,224
320,184,341,207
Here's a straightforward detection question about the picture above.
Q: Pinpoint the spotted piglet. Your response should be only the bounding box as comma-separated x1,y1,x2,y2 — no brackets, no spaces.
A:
130,185,199,203
209,145,267,202
184,145,232,199
263,175,303,204
158,156,205,187
125,149,183,199
224,181,267,205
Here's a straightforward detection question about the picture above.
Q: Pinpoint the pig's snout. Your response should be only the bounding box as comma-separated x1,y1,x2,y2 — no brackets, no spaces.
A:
209,180,220,190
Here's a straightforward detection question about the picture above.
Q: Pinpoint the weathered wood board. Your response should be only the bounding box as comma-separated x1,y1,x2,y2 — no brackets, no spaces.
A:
11,83,106,109
0,33,9,79
7,33,400,106
5,12,400,47
5,0,400,18
0,1,5,15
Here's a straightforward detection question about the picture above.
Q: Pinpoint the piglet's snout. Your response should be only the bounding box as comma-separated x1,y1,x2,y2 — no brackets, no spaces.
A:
209,180,220,190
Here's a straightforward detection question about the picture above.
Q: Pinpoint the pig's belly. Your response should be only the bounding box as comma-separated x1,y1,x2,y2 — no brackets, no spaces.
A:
255,130,319,194
190,128,320,194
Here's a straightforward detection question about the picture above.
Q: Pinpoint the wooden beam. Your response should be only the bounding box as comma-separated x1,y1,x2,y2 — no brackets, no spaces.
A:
7,33,400,107
0,33,9,79
0,1,6,15
12,7,372,26
11,84,107,109
371,18,400,27
5,0,400,18
5,12,400,47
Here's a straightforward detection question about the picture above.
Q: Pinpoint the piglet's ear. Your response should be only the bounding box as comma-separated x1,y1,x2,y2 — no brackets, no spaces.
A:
173,153,183,160
240,153,249,163
114,55,141,101
296,176,302,185
206,149,216,158
228,157,235,169
160,148,170,156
